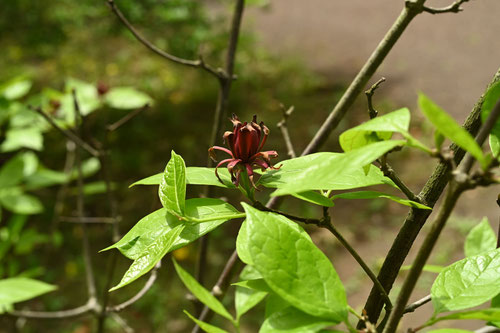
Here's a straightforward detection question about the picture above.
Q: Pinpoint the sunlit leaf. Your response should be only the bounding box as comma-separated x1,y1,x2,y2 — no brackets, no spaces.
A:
464,217,496,257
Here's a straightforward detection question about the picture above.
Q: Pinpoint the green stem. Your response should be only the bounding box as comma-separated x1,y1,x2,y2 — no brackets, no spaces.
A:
187,213,246,223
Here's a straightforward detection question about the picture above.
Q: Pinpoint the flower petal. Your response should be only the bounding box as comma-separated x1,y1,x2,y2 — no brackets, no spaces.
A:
209,146,234,162
214,158,234,184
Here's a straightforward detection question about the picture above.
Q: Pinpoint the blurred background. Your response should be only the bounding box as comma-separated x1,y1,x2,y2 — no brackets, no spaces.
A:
0,0,499,332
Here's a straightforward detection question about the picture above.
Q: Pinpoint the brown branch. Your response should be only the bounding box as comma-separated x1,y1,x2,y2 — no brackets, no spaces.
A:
105,0,225,80
277,105,297,158
423,0,469,14
403,294,431,314
73,90,98,304
60,216,118,224
359,67,500,328
383,97,500,333
29,105,99,157
106,263,160,312
106,104,149,132
194,0,246,317
366,77,386,119
379,160,420,203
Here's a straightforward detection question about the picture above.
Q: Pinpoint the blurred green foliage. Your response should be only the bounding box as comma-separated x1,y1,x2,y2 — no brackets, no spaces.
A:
0,1,334,332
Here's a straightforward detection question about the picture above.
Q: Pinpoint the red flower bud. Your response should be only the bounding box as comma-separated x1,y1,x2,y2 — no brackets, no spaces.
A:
209,114,280,188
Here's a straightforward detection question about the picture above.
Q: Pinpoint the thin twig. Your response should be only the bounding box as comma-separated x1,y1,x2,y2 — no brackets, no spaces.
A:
60,216,118,224
106,104,149,132
423,0,469,14
365,77,386,119
109,313,134,333
194,0,246,317
379,160,421,203
73,90,98,304
403,294,431,313
29,105,99,157
192,251,241,333
360,67,500,328
106,0,224,80
277,105,297,158
107,262,161,312
9,303,93,320
51,141,76,231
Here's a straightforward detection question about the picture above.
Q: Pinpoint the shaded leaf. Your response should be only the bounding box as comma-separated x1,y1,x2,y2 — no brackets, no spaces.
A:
0,278,56,312
174,259,233,321
260,306,337,333
332,191,431,210
235,266,267,319
291,191,334,207
464,217,496,257
104,87,153,109
184,310,229,333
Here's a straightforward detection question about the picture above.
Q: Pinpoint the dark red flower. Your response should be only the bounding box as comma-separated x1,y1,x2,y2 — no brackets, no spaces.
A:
209,114,280,188
97,82,110,96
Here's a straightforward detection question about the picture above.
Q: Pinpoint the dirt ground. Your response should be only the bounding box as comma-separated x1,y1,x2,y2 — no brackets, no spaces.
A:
244,1,500,331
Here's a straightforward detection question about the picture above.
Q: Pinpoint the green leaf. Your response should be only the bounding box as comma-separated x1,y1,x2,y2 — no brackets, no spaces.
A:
104,87,153,109
184,198,244,223
173,259,233,321
0,153,26,188
242,203,347,321
235,266,267,319
236,213,311,267
0,277,56,312
232,279,272,293
431,248,500,313
110,225,184,291
0,191,43,215
332,191,431,210
184,310,229,333
1,127,43,152
480,81,500,158
260,306,338,333
418,93,486,168
130,167,235,188
159,150,186,217
265,294,290,318
259,152,395,191
427,308,500,326
291,191,334,207
102,198,237,259
0,78,32,100
272,141,405,197
339,108,409,151
69,157,101,180
464,217,496,257
65,78,102,116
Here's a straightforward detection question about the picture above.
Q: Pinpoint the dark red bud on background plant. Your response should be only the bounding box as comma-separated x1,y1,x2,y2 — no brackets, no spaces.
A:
97,81,110,96
208,114,280,188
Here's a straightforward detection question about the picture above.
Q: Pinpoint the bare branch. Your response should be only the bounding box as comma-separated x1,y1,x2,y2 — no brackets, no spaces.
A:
277,105,297,158
379,160,421,203
107,262,160,312
195,0,246,315
423,0,469,14
60,216,119,224
106,104,149,132
403,294,431,314
73,91,98,304
365,77,386,119
360,67,500,328
105,0,225,80
9,303,93,320
29,105,99,157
